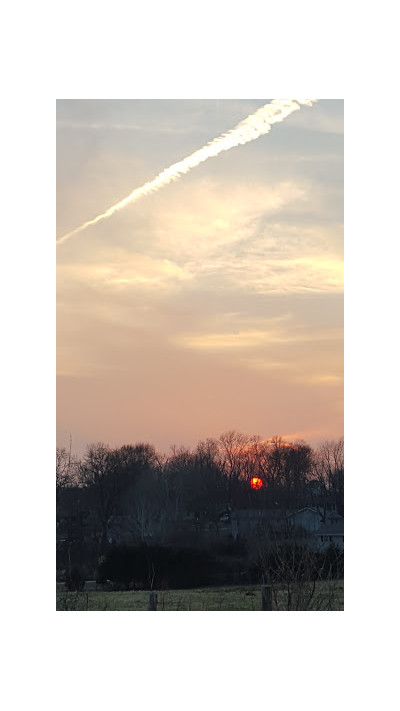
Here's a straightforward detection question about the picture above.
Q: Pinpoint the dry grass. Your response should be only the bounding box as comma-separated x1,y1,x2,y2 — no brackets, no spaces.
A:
56,581,344,611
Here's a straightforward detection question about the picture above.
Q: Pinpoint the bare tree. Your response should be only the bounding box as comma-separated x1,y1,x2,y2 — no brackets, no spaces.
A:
79,443,126,553
253,527,342,610
56,447,79,505
123,470,168,542
239,435,270,484
56,446,76,487
315,439,344,490
264,436,288,489
312,438,344,515
190,439,228,532
218,430,251,503
164,445,195,521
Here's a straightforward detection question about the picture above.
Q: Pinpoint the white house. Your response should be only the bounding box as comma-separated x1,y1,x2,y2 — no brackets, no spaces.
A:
287,507,344,550
286,507,324,533
230,506,344,551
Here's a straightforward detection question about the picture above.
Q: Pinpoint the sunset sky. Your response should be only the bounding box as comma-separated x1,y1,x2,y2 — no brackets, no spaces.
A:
56,99,343,456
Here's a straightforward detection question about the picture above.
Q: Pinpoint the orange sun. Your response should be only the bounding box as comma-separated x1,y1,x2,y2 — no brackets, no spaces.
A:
250,476,263,490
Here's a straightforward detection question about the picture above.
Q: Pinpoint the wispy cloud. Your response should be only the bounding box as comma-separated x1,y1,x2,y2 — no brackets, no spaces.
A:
150,179,306,259
57,251,192,291
176,329,286,350
223,254,344,295
139,178,343,296
175,321,343,352
56,120,191,134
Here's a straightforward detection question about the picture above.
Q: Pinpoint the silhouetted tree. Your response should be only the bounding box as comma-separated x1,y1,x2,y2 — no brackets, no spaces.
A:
312,439,344,515
218,430,251,504
79,443,125,553
189,439,229,530
56,447,78,504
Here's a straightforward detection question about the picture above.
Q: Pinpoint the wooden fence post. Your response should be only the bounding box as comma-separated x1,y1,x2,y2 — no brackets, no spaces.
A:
261,585,272,610
148,591,158,610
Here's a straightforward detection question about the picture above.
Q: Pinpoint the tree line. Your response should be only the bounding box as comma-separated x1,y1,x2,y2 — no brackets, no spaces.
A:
56,432,343,584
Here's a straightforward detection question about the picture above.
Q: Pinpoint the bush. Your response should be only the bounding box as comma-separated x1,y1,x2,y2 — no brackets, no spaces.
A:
168,548,214,588
250,541,344,585
66,565,85,591
97,544,216,589
97,545,147,588
317,545,344,579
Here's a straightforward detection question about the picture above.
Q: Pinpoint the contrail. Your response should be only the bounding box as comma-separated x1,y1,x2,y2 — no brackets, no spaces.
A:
57,99,318,245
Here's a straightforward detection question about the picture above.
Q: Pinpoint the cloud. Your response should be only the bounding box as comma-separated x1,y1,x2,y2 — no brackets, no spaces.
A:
225,254,344,295
303,374,343,385
59,176,342,298
57,250,192,291
150,178,307,260
174,316,343,353
141,179,343,296
176,329,286,351
57,173,343,368
56,120,192,134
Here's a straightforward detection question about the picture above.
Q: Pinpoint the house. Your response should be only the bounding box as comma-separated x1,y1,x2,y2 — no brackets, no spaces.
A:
231,508,287,540
286,507,324,533
313,520,344,551
231,506,344,551
285,507,344,550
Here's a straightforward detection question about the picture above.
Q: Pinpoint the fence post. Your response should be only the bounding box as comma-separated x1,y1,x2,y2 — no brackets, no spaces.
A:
261,585,272,610
148,591,158,610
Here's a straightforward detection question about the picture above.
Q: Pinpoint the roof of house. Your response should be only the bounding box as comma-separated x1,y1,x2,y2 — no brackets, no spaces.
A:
231,509,286,521
287,507,323,518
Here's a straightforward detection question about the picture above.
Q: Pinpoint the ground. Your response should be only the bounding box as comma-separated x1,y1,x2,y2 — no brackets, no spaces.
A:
56,581,344,611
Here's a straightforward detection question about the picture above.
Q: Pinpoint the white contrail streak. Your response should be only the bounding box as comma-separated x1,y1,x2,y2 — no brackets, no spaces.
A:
57,99,318,245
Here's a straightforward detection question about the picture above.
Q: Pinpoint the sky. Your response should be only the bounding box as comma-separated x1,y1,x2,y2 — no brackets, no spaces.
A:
56,99,343,456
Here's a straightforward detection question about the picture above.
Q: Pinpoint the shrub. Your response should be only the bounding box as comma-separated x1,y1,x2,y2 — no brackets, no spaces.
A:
317,545,344,579
97,545,147,589
168,547,214,588
97,544,216,589
66,565,85,591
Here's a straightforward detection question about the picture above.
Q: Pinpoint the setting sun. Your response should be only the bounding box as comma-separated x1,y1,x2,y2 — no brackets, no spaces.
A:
250,476,263,490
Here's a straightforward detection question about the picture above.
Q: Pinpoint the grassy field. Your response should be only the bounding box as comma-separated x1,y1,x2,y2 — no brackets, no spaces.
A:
56,581,344,611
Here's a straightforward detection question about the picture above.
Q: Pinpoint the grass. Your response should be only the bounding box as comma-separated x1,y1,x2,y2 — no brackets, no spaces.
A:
56,581,344,611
